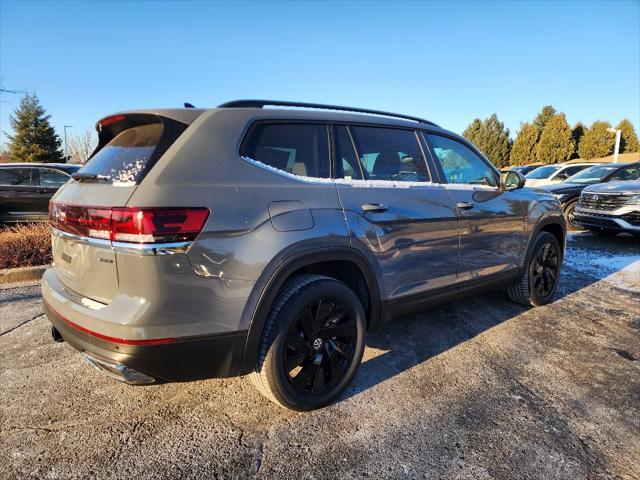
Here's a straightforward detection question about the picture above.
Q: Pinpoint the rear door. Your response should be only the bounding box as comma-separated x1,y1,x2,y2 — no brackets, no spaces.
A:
0,167,39,221
424,133,526,282
33,167,72,213
334,125,459,300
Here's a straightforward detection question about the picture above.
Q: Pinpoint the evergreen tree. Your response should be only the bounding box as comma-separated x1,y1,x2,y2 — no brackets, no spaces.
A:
463,114,511,168
616,118,639,153
462,118,482,147
578,121,614,159
536,114,574,164
570,122,587,159
6,93,63,163
509,123,538,166
532,105,557,135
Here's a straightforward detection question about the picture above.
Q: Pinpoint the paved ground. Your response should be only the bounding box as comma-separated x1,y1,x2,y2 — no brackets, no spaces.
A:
1,232,639,479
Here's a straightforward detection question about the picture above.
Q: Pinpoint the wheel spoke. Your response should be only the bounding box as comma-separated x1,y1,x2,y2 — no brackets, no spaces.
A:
327,350,343,382
326,307,348,325
311,364,326,393
298,307,315,340
285,352,306,372
292,363,319,389
324,319,356,338
286,331,310,355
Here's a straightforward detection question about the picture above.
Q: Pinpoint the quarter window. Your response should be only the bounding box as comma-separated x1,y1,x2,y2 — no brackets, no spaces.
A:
38,169,70,188
348,126,429,182
0,168,33,186
426,134,497,187
242,123,330,178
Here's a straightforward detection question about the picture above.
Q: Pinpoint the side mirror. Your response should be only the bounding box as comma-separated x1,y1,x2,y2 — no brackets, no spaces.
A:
556,173,568,180
499,170,526,191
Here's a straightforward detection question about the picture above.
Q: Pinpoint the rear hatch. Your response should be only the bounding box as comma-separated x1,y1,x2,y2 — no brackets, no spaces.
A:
50,113,191,303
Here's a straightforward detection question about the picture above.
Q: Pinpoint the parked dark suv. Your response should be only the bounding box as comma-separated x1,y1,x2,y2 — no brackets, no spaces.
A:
0,162,80,223
42,101,566,410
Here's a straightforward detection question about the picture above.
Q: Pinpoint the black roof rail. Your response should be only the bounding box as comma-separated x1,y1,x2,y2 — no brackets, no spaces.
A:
217,99,439,127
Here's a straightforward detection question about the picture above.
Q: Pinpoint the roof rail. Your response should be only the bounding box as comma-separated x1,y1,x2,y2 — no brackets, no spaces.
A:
217,99,439,127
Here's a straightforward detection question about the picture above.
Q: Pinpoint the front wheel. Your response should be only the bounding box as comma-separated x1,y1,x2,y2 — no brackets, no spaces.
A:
564,201,583,231
250,274,366,411
507,232,562,306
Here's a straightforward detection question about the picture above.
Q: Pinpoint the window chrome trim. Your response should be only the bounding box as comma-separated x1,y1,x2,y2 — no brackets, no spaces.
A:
50,227,191,256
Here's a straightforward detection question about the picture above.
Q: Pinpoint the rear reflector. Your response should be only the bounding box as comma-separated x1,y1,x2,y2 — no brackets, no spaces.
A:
45,299,177,345
50,203,209,244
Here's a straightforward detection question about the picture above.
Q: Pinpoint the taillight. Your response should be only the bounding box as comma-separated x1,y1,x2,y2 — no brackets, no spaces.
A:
111,208,210,243
50,203,209,244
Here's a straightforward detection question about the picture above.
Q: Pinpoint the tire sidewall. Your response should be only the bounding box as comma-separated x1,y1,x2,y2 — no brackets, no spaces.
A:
266,279,366,411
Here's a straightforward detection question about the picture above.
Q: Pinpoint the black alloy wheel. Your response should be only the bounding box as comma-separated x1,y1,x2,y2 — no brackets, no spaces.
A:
284,298,357,395
531,240,560,301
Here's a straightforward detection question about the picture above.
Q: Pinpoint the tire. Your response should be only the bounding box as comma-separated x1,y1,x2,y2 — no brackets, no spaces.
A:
591,228,619,238
564,200,582,232
507,232,562,307
250,274,366,411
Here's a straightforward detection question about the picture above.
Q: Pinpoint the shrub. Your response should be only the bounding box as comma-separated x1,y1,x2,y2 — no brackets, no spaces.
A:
536,114,574,164
0,223,52,269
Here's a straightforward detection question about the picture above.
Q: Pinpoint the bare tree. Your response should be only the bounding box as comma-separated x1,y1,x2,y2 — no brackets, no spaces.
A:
67,130,97,164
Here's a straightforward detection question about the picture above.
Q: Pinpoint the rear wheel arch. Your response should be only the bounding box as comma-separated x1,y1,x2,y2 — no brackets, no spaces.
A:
239,248,381,375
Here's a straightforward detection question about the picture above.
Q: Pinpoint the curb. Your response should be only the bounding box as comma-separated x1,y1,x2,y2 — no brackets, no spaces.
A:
0,265,49,285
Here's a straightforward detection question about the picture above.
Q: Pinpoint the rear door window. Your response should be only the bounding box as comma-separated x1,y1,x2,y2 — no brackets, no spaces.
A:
348,126,430,182
0,168,34,186
78,123,164,184
609,166,640,181
242,123,330,178
37,168,70,188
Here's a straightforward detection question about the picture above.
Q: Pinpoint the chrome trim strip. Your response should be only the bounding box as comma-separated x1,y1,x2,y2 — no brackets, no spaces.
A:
112,241,192,256
50,227,192,256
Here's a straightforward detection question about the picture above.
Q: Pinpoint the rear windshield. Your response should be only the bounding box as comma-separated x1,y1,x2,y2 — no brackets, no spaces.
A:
78,123,164,185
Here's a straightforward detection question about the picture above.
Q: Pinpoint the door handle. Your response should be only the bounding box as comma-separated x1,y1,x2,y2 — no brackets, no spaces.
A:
361,203,388,213
456,202,474,210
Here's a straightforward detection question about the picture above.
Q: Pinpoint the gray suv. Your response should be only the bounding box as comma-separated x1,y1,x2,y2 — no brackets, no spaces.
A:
43,100,566,410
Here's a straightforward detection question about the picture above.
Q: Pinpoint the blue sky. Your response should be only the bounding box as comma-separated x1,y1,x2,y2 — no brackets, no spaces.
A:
1,0,639,148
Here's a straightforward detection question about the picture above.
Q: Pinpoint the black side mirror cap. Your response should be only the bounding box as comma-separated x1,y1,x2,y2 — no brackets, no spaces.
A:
499,170,526,191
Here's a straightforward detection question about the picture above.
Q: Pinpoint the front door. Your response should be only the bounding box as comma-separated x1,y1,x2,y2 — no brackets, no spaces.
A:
333,125,459,301
424,133,526,282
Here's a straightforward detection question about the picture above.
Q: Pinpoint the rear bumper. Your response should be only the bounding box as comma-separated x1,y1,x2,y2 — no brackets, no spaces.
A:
43,294,247,383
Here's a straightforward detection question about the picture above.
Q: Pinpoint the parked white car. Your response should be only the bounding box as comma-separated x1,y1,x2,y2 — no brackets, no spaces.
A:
525,163,599,187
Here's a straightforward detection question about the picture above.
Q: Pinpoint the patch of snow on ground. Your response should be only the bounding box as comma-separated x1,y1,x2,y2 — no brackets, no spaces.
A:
564,237,640,293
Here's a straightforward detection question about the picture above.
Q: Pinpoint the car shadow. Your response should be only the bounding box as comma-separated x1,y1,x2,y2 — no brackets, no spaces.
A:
341,232,638,401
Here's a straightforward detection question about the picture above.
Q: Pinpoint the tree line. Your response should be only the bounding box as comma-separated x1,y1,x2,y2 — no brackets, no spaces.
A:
1,95,638,169
464,106,639,168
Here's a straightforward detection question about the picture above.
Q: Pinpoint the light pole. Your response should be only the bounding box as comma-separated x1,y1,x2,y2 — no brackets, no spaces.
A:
64,125,72,163
607,127,621,163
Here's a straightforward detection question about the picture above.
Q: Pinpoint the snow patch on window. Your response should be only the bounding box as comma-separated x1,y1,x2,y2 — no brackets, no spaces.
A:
241,156,495,191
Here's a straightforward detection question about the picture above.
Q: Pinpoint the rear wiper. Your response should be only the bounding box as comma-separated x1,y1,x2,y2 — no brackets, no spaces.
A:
71,173,111,181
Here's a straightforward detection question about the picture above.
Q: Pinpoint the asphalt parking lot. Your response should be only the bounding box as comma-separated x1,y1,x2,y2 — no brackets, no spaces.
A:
1,233,638,479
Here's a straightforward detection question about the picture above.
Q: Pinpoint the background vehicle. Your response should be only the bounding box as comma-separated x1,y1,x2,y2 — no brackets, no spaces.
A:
511,164,542,176
0,163,79,223
573,181,640,237
541,162,640,231
525,162,599,187
42,101,566,411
